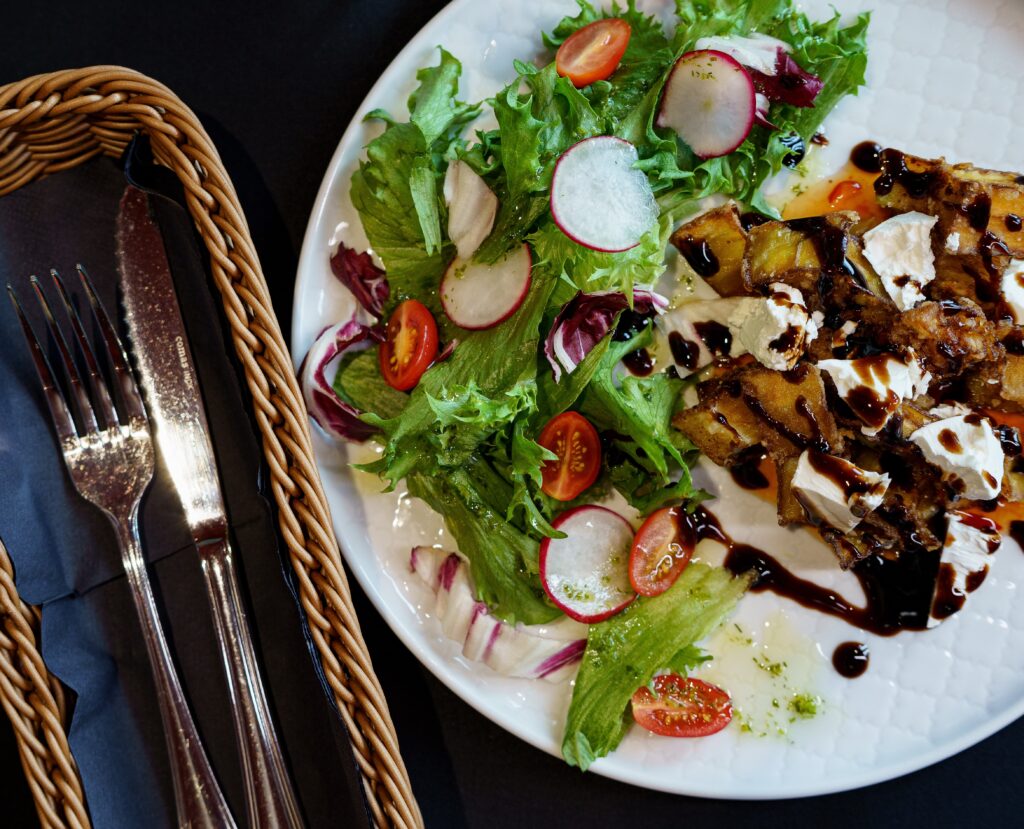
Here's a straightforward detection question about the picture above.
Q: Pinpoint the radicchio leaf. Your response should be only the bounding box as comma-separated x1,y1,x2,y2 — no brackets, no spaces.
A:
749,50,824,109
299,317,383,442
329,242,390,318
544,288,668,382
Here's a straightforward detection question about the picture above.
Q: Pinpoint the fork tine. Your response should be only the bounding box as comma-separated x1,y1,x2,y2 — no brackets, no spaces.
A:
76,264,148,423
7,284,79,443
29,275,99,435
51,268,120,429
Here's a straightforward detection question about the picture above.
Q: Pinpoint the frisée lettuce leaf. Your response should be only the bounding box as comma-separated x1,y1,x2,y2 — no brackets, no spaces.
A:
563,563,752,770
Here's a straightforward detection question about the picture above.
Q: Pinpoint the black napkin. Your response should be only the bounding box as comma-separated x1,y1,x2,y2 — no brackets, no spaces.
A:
0,153,371,828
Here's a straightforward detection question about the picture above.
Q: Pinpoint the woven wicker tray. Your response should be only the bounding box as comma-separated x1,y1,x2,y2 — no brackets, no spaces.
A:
0,66,421,829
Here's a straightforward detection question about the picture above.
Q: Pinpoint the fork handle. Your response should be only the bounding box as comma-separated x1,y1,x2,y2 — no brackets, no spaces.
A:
116,512,237,829
200,537,305,829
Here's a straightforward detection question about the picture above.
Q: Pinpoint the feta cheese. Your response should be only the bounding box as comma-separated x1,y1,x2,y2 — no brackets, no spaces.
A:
862,212,939,311
1001,259,1024,323
909,412,1004,500
945,232,961,254
929,402,972,419
928,511,1001,627
790,450,890,533
692,33,789,75
817,350,931,435
661,298,750,374
728,283,818,371
831,320,858,352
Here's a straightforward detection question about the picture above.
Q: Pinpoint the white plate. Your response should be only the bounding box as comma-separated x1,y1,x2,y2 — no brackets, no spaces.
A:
292,0,1024,798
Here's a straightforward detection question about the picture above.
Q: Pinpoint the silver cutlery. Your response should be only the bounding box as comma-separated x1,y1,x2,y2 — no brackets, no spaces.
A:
116,186,305,829
8,268,236,829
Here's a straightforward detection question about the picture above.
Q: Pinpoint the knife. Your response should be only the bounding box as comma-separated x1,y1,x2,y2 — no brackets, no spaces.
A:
117,185,305,829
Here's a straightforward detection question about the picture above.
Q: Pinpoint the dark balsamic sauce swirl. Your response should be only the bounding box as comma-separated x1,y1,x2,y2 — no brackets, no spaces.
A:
668,330,700,371
729,445,771,490
850,141,883,173
681,507,940,643
675,237,720,278
833,642,870,678
873,148,934,198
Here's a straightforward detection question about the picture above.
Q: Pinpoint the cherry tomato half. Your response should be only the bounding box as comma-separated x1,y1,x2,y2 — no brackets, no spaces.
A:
628,506,695,597
556,18,631,88
537,411,601,501
379,299,439,391
631,674,732,738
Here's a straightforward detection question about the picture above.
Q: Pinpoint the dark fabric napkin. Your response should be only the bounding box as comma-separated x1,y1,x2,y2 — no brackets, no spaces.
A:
0,153,371,828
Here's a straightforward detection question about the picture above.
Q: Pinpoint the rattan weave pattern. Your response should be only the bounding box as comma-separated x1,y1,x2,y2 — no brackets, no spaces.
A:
0,66,421,829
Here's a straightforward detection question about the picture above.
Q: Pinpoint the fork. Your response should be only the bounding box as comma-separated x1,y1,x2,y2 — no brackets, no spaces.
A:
8,270,237,829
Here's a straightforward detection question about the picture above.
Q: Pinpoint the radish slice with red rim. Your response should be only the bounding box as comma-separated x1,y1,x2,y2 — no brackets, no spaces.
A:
550,136,659,253
656,49,755,159
540,505,637,623
440,243,532,330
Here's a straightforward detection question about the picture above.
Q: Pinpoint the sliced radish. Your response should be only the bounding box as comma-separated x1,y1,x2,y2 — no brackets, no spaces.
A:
550,136,659,253
540,505,637,623
440,242,531,330
444,159,498,260
656,49,755,159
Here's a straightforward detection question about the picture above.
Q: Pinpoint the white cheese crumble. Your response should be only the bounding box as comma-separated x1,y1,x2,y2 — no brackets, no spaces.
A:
790,450,890,533
692,32,790,75
817,350,931,435
1001,259,1024,324
728,283,818,371
909,411,1004,500
927,511,1001,628
862,212,939,311
945,232,961,254
831,320,858,351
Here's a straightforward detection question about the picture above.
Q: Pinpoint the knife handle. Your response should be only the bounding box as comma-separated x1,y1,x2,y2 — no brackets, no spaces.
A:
200,537,305,829
115,510,237,829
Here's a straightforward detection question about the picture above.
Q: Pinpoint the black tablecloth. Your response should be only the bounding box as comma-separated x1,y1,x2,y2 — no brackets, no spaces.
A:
1,1,1023,826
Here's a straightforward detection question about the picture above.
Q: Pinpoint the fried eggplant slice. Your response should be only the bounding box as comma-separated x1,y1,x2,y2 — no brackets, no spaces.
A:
674,365,841,468
888,298,1003,377
671,205,749,297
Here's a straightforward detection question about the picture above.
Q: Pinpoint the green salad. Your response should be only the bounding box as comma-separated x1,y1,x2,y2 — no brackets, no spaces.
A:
302,0,869,769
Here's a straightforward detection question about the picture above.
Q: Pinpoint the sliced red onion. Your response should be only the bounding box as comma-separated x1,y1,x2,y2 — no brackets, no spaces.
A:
749,50,824,109
694,33,822,109
410,546,587,682
299,316,382,442
754,92,777,130
693,33,790,76
329,242,390,318
444,159,498,261
544,287,669,382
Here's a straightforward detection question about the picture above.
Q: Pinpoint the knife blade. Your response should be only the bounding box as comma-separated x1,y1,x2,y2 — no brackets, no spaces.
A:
116,185,305,829
116,187,227,540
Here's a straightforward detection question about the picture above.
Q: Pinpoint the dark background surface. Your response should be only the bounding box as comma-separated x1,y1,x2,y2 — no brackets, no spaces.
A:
0,1,1022,826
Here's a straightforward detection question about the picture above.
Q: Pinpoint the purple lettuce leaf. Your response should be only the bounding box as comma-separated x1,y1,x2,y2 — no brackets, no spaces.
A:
299,316,382,442
750,50,824,109
329,242,390,318
544,288,668,382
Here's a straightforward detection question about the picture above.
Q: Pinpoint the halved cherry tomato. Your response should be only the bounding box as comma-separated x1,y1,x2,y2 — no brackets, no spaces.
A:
537,411,601,501
631,674,732,738
556,18,631,88
628,506,695,596
379,299,439,391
